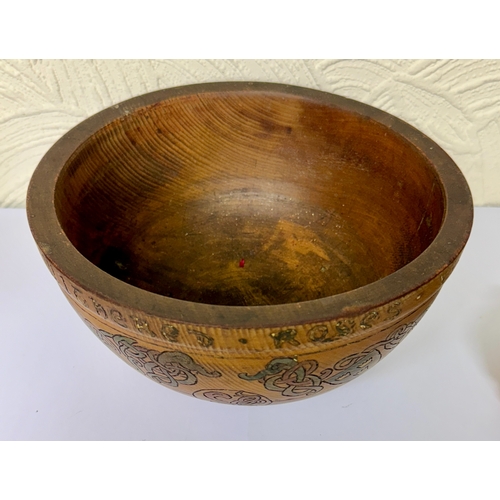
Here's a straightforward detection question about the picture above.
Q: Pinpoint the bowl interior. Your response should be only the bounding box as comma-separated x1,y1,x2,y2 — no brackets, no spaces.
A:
55,90,445,306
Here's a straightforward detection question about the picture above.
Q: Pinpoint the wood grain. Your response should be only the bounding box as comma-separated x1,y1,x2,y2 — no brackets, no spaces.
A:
27,82,473,405
55,91,444,306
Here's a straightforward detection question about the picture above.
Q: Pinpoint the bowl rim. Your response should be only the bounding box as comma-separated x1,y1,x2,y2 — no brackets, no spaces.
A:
26,81,474,329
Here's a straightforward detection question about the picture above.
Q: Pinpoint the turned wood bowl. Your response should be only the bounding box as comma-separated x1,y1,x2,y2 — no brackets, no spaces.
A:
27,82,473,405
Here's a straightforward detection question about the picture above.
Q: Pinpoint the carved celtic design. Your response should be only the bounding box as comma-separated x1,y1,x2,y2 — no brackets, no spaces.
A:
188,329,214,348
334,318,356,337
382,322,416,350
160,323,180,342
239,321,419,398
239,358,324,398
320,321,417,386
386,301,402,320
193,390,272,406
131,317,157,338
320,350,382,386
359,310,380,330
84,320,221,387
270,329,300,348
321,321,417,385
307,325,332,343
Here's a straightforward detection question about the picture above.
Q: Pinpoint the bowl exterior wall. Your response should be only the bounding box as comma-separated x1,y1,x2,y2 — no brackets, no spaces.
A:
38,250,457,405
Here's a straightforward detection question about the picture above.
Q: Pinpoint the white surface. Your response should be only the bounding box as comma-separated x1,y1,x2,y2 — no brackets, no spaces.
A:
1,207,500,440
1,60,500,208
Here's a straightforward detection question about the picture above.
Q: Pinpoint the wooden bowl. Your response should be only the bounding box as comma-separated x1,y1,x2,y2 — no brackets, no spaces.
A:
27,82,473,405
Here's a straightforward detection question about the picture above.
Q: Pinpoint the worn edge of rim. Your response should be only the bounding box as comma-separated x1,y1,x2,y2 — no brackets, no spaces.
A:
26,81,474,330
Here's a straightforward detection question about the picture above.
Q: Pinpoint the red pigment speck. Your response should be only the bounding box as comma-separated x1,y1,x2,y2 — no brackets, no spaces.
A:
239,259,245,268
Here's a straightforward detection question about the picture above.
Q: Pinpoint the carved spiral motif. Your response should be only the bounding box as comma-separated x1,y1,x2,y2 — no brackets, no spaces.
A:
240,358,324,397
239,321,419,398
193,390,272,406
320,350,382,386
83,318,419,402
382,323,416,350
84,320,221,388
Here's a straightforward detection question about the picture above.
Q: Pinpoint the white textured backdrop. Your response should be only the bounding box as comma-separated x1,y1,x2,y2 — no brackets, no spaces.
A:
1,59,498,207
